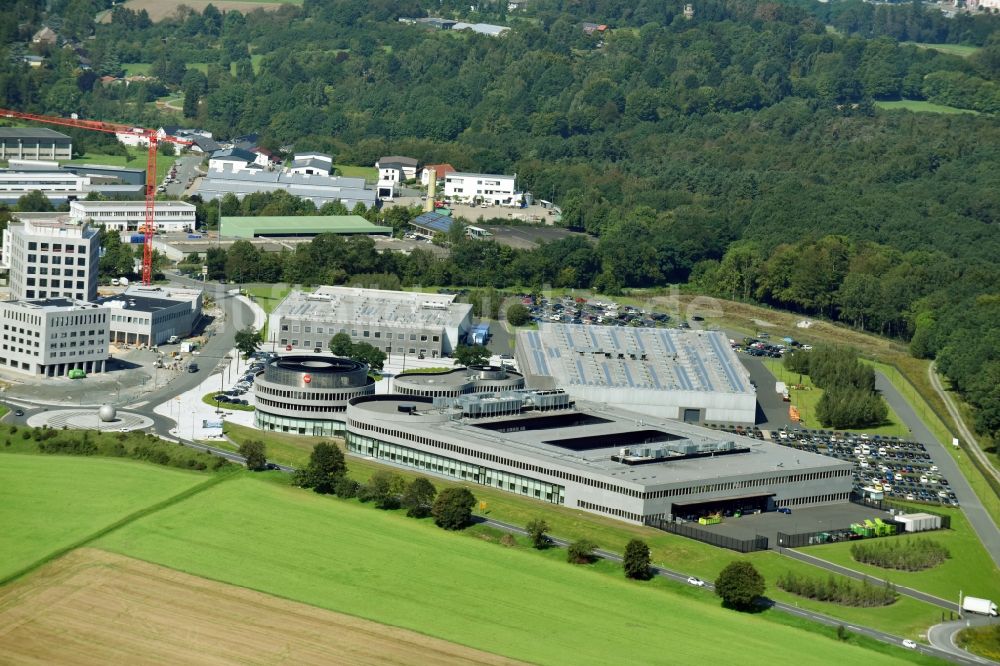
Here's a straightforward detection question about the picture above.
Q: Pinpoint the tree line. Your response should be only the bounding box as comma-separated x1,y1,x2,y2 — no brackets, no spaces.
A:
784,345,888,430
776,571,898,607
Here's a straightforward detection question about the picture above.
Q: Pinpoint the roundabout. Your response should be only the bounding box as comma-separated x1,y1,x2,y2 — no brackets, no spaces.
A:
27,408,154,432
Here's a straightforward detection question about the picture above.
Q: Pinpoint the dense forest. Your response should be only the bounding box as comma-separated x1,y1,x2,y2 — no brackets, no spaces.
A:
0,0,997,442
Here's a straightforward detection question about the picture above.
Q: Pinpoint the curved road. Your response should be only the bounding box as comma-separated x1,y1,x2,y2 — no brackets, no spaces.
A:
928,617,998,665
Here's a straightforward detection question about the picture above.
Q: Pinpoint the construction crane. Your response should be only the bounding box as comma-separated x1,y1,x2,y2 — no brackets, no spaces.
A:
0,108,192,285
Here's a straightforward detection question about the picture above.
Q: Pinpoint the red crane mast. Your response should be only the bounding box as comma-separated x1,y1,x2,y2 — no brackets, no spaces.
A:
0,108,192,286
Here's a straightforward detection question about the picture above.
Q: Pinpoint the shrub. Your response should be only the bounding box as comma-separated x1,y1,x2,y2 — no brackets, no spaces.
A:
401,477,436,518
237,440,267,471
567,539,598,564
334,477,360,499
715,561,765,610
500,533,517,547
850,538,950,571
777,572,898,607
359,471,404,509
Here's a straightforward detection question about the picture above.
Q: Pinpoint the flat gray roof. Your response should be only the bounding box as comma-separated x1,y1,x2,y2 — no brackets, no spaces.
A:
0,128,71,140
349,396,850,490
518,324,754,396
274,286,472,329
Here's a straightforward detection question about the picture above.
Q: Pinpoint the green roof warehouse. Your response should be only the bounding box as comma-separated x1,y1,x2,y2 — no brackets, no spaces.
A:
220,215,392,239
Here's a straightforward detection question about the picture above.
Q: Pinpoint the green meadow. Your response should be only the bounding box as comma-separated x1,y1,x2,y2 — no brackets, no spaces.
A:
96,476,925,665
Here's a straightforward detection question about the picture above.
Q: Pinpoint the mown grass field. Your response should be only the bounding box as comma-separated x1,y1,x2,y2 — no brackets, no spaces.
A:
96,476,924,665
805,506,1000,604
762,358,908,437
904,42,981,57
875,100,979,115
222,423,942,639
244,283,295,314
0,453,206,582
334,164,378,180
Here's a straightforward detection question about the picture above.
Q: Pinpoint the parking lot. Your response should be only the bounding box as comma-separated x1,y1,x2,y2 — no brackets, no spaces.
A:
209,351,271,407
522,294,674,330
771,428,958,508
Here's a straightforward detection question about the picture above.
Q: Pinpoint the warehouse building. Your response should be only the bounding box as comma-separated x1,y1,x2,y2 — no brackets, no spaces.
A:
196,169,377,209
269,286,473,358
0,128,72,161
392,365,524,397
517,324,757,427
220,215,391,239
345,391,854,524
254,355,375,435
0,298,109,377
97,285,203,347
69,200,196,233
2,214,100,302
0,160,144,203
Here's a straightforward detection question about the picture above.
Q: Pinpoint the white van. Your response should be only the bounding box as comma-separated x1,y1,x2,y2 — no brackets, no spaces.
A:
167,335,180,344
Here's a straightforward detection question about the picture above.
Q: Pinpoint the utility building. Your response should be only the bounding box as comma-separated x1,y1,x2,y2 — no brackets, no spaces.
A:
0,128,72,161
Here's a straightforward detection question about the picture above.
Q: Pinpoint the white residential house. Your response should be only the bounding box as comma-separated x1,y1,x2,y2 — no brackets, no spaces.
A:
375,156,418,181
444,172,521,206
420,163,456,186
208,148,260,174
287,152,333,175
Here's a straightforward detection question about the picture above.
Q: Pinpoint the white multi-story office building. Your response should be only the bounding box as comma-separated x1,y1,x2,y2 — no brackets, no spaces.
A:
269,286,473,358
98,285,203,346
444,172,521,206
1,214,100,302
0,298,109,377
68,200,196,233
0,169,90,200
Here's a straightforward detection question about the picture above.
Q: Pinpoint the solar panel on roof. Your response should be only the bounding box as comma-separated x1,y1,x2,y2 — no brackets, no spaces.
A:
675,365,693,391
707,333,744,392
601,362,613,385
660,331,676,355
648,366,664,389
622,364,636,387
575,359,586,385
688,347,713,391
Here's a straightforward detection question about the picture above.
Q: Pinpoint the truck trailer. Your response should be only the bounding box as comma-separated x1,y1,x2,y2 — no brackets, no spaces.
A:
962,596,998,616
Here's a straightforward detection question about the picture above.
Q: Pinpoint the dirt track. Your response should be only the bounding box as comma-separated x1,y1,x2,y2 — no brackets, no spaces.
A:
0,549,522,666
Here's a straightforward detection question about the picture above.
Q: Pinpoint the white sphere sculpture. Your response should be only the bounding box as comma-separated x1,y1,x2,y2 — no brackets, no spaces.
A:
98,404,117,422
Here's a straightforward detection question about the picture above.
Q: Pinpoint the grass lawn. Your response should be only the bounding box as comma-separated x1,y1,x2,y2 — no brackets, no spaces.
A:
95,475,924,665
63,152,178,185
762,358,908,437
875,100,979,115
806,505,1000,604
334,164,378,180
904,42,981,57
222,423,942,639
0,453,208,583
957,624,1000,662
244,283,295,315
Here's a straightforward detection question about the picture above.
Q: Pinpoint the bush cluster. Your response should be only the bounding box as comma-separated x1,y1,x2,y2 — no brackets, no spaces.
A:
786,345,888,429
776,572,898,607
851,538,950,571
33,428,223,471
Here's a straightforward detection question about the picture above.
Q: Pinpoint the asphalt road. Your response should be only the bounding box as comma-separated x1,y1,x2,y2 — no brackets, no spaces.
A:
164,155,202,197
876,371,1000,567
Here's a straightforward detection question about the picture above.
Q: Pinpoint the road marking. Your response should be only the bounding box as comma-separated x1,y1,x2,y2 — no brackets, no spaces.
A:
128,401,148,408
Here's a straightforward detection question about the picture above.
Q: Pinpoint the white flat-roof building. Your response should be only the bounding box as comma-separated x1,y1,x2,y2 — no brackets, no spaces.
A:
345,391,853,525
444,172,520,206
0,298,109,377
517,324,757,427
0,161,144,203
375,156,418,180
269,286,473,358
0,128,72,161
68,200,196,233
287,153,333,176
97,284,203,347
2,214,100,302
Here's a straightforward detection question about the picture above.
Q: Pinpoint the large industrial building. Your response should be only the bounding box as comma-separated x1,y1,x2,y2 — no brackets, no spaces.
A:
345,391,853,524
517,324,757,427
0,298,109,377
97,285,203,347
0,128,72,161
254,355,375,435
0,160,143,203
220,215,391,239
2,214,100,302
196,169,377,209
392,365,524,397
69,200,196,233
269,286,473,358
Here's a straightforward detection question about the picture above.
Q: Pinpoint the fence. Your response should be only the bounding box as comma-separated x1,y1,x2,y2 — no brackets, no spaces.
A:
851,491,952,529
776,523,904,549
645,517,768,553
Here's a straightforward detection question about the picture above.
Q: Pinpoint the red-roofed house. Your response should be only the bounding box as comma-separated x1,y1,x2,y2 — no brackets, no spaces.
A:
420,163,456,186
